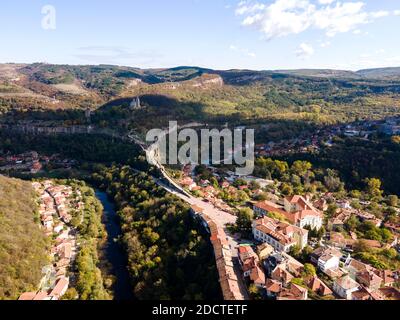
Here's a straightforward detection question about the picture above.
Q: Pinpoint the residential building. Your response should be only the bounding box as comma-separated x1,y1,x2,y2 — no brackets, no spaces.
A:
265,279,282,298
277,283,308,300
310,247,342,274
357,271,383,291
333,275,360,300
307,276,333,296
256,243,274,260
237,246,258,277
252,216,308,252
49,277,69,299
250,265,266,288
254,195,323,230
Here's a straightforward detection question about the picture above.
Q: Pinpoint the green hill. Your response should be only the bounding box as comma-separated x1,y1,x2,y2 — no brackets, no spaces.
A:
1,63,400,129
0,175,48,300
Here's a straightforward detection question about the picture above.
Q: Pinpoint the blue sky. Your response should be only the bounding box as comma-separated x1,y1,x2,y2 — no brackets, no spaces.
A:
1,0,400,70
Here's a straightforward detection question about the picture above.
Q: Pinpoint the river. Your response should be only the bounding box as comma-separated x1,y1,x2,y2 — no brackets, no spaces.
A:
95,190,135,300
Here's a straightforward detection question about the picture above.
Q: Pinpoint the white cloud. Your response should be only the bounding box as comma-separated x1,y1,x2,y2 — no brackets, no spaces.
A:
295,42,314,58
229,44,257,58
236,0,391,40
320,40,331,47
394,10,400,16
370,10,389,18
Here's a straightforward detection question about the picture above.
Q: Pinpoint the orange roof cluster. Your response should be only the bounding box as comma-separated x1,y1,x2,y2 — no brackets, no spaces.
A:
254,195,322,225
276,283,308,300
254,216,307,246
200,212,245,300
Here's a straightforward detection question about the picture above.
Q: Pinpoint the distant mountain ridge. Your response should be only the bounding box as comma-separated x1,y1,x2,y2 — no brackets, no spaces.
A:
1,62,400,124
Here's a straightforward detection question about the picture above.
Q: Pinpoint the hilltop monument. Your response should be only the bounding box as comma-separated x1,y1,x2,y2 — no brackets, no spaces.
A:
130,96,141,110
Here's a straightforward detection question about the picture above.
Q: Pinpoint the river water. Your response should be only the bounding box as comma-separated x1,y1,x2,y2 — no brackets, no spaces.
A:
95,190,135,300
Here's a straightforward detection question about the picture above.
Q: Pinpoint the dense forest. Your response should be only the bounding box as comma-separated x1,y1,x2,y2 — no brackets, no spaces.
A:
279,135,400,195
0,131,143,165
0,175,49,300
91,166,222,300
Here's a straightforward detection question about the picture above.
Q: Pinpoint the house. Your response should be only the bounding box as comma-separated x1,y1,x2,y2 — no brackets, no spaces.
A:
352,287,372,301
271,264,294,285
54,224,64,234
344,258,376,279
378,287,400,300
356,271,383,291
283,196,323,230
265,279,282,298
336,200,351,209
377,270,398,287
250,265,266,288
270,254,304,285
313,198,328,211
333,275,360,300
49,277,69,299
384,222,400,235
277,283,308,300
310,247,342,274
254,195,323,230
237,246,258,277
257,243,274,260
252,216,308,252
18,292,37,300
19,291,55,301
307,276,333,296
33,292,52,301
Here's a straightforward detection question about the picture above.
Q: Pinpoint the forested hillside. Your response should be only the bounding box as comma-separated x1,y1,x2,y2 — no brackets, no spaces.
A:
92,166,222,300
1,64,400,131
0,175,48,300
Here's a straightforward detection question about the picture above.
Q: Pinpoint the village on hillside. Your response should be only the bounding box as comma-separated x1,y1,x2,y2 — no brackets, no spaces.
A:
18,181,84,300
178,158,400,300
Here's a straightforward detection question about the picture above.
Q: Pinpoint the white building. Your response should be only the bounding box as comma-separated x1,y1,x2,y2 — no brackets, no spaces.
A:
333,275,359,300
252,216,308,252
311,247,342,273
254,195,323,230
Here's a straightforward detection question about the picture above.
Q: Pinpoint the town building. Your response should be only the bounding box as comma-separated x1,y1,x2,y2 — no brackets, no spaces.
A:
310,247,342,274
254,195,323,230
333,275,360,300
252,216,308,252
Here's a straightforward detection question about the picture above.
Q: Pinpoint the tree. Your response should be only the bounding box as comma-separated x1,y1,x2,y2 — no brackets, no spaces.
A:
345,215,360,232
289,245,302,259
248,284,262,300
268,211,289,223
391,135,400,144
233,178,248,188
350,190,362,199
291,160,312,177
325,204,338,218
322,169,344,192
303,263,316,277
380,228,393,243
353,240,371,253
387,195,398,207
280,183,294,196
235,208,254,237
249,180,261,190
365,178,383,200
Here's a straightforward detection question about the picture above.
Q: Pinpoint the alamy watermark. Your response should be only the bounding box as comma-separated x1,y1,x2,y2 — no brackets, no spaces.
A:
41,5,56,30
146,121,255,176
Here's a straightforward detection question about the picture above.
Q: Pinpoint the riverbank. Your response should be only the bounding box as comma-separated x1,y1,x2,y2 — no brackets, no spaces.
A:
96,190,134,300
